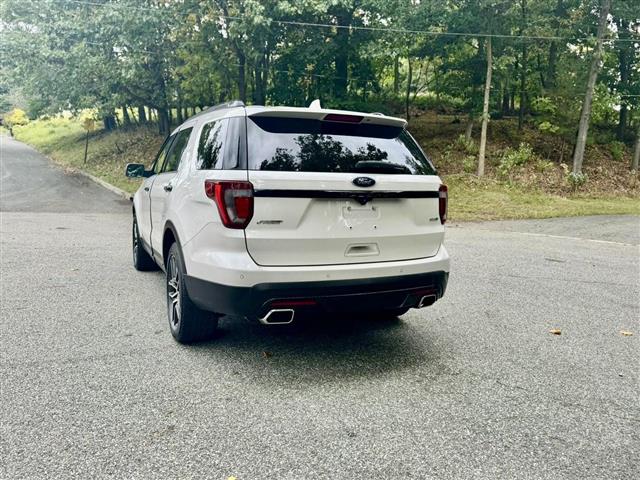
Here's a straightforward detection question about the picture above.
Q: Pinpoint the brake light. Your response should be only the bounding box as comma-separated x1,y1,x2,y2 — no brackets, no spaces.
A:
323,113,363,123
204,180,254,229
439,184,448,225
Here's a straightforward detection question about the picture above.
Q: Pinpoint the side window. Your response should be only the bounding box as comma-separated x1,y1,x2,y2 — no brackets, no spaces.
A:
153,135,175,174
162,128,193,173
197,119,228,169
223,117,243,169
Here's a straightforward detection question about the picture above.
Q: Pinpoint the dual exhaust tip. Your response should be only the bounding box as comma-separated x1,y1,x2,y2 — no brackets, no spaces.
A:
259,309,295,325
258,293,437,325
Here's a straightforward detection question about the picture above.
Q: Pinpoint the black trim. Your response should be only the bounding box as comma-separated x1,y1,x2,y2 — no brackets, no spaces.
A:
254,189,439,203
185,271,448,319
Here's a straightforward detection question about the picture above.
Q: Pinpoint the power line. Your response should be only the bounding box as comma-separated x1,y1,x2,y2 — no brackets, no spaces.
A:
56,0,640,44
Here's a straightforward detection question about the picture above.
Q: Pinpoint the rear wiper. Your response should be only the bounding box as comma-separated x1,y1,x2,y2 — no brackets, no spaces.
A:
353,161,411,175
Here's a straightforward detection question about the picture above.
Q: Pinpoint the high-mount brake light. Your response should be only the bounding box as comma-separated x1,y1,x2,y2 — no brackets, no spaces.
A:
439,184,448,225
323,113,363,123
204,180,254,229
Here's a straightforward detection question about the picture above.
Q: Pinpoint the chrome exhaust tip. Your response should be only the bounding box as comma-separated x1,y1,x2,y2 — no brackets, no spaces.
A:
258,309,295,325
417,294,437,309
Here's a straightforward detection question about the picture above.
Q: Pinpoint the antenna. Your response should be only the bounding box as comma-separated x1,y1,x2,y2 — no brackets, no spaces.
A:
308,99,322,109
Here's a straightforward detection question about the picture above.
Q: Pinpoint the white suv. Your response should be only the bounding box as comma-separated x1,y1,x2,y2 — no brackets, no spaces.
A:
126,101,450,343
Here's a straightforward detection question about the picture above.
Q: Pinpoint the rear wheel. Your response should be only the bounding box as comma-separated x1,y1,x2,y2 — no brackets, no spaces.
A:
132,214,157,271
166,242,219,343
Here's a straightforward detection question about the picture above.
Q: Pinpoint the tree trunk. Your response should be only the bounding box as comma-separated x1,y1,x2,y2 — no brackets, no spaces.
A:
478,37,492,177
176,102,183,124
393,55,400,96
137,106,147,123
465,114,474,141
547,41,558,89
236,49,246,102
158,108,170,136
333,7,352,99
103,114,116,131
83,130,89,165
616,27,630,140
518,0,528,130
632,121,640,171
405,57,413,121
502,82,510,116
121,105,131,126
572,0,610,174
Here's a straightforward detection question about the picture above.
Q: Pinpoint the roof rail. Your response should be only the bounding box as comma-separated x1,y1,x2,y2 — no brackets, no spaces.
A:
189,100,245,120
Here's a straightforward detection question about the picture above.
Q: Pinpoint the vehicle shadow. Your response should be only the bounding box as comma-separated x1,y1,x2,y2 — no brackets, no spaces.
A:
189,312,447,384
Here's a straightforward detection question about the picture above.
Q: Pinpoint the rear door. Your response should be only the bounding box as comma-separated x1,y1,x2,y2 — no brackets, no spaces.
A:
138,135,175,245
244,113,444,266
149,127,192,256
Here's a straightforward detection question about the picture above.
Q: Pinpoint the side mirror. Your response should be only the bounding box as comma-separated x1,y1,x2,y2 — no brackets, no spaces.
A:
125,163,147,178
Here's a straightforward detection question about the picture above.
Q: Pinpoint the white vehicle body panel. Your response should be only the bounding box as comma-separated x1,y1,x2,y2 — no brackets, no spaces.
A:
131,102,449,309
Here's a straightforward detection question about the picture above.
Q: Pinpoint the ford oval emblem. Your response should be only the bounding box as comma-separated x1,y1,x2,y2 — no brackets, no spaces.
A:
353,176,376,188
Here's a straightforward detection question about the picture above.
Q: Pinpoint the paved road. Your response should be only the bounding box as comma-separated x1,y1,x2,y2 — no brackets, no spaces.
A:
1,136,639,479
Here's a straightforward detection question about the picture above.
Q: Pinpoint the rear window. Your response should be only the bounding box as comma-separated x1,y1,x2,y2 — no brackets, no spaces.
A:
247,117,436,175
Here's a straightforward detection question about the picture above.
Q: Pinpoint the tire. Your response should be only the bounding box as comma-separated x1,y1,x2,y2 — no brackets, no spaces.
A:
166,242,219,343
132,214,158,271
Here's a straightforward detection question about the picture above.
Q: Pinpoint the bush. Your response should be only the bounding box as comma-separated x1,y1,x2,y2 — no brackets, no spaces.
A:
535,159,554,173
454,134,478,155
497,143,535,177
567,171,588,191
609,141,625,162
462,155,476,173
4,108,29,129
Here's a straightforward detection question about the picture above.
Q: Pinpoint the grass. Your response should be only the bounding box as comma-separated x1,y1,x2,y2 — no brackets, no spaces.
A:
446,174,640,221
12,114,640,222
13,116,162,194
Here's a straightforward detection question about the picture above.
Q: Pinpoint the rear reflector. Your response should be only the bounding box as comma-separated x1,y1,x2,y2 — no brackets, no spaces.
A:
270,299,317,308
323,113,363,123
439,184,448,225
205,180,254,229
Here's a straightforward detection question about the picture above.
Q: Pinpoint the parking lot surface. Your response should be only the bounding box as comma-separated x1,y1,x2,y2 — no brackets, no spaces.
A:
1,136,638,479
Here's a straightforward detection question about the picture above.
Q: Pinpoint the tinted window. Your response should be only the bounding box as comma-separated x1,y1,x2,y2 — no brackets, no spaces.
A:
223,117,243,169
162,128,192,173
247,117,436,175
153,135,175,174
197,119,228,169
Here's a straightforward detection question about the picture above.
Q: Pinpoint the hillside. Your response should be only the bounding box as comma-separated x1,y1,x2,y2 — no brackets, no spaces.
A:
12,112,640,221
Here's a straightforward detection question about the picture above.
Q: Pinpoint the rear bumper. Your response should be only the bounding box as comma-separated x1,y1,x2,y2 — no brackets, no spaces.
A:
185,270,448,319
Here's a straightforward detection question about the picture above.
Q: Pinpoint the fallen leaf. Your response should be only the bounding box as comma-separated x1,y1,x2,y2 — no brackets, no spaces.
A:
620,331,633,337
263,351,272,358
549,329,562,335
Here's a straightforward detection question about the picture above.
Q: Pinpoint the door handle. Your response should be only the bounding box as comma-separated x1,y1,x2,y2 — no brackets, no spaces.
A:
144,186,150,192
163,184,173,192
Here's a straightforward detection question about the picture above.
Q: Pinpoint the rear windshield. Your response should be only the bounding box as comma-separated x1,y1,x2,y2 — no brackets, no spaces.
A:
247,117,436,175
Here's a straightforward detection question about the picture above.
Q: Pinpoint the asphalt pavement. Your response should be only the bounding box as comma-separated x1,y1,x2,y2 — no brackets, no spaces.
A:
1,135,639,479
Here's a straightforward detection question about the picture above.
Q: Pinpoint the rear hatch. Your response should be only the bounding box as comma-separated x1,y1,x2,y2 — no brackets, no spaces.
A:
244,109,444,266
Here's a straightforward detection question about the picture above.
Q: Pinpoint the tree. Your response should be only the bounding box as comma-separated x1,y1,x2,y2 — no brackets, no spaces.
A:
572,0,611,174
477,36,492,176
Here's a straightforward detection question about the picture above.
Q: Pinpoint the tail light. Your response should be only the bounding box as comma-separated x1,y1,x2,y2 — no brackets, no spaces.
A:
323,113,363,123
439,184,448,225
204,180,254,229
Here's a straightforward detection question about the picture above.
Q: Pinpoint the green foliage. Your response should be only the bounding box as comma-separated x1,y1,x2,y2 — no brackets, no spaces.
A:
497,143,535,177
462,155,477,174
538,121,560,134
4,108,29,127
609,141,625,162
535,159,554,174
566,171,588,192
454,134,479,155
